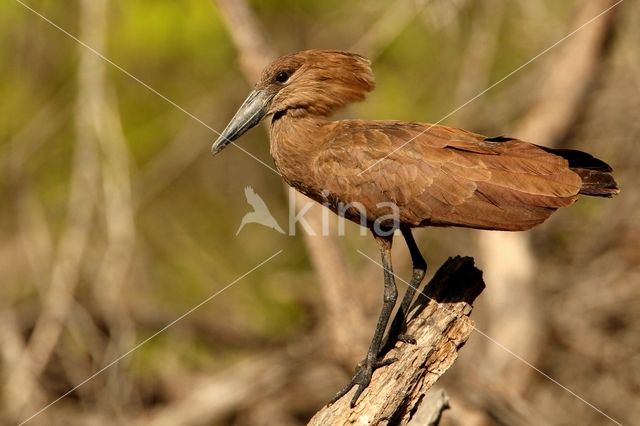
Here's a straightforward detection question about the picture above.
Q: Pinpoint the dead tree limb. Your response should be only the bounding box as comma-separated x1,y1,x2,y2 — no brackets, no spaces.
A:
308,256,485,425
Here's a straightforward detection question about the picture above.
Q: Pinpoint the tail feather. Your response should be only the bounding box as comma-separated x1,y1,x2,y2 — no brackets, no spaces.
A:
541,147,619,198
572,168,619,197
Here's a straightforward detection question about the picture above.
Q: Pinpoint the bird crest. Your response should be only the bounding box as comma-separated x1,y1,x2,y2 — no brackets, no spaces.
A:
236,186,285,235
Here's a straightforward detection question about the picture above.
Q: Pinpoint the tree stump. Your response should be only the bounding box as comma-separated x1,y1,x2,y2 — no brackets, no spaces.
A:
308,256,485,425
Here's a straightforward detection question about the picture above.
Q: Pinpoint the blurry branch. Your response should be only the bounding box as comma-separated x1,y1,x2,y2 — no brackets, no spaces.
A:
4,100,67,178
452,0,505,121
1,87,69,172
2,81,68,425
4,0,107,416
0,312,26,379
91,86,138,407
0,309,46,420
309,257,484,425
138,351,295,426
350,0,432,59
6,101,66,294
476,0,618,392
350,0,476,63
128,307,281,349
214,0,273,80
213,0,369,365
408,389,449,426
420,0,472,31
515,1,561,32
469,380,554,426
515,0,618,143
132,97,212,209
14,190,54,293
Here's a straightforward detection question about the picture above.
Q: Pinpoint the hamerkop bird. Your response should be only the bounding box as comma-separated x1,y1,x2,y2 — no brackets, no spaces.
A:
211,49,619,406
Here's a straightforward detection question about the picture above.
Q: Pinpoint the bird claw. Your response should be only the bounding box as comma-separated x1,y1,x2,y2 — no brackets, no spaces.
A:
397,333,417,345
379,330,416,357
374,357,397,368
329,356,397,407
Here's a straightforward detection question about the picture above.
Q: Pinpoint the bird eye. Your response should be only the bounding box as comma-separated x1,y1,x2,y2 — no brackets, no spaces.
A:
275,71,290,84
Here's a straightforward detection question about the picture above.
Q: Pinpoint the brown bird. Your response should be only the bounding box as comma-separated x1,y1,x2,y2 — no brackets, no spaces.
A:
211,49,619,406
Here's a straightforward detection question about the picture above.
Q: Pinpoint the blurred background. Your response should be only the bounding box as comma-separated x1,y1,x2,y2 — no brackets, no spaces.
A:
1,0,638,425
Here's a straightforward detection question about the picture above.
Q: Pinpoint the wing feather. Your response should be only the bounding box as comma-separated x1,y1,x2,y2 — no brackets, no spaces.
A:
312,120,581,230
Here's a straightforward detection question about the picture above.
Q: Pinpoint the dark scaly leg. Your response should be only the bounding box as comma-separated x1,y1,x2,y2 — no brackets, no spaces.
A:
380,227,427,355
330,232,398,407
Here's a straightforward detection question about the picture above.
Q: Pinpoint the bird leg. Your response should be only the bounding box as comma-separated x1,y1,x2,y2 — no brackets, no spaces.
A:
380,227,427,355
330,233,398,407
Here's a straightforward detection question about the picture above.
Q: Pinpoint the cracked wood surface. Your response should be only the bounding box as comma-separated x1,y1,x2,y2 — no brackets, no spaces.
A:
308,256,485,425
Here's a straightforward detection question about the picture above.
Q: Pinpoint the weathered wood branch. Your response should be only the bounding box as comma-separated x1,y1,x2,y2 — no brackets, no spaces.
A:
309,256,485,425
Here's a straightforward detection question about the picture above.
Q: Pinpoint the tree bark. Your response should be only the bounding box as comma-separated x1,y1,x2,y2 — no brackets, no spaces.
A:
308,256,484,425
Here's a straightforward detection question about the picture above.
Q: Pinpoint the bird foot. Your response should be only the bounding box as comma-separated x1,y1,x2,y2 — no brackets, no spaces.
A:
397,333,417,345
329,356,397,407
379,330,417,356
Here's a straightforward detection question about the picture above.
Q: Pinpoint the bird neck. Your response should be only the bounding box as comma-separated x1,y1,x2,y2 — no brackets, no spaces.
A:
269,112,329,187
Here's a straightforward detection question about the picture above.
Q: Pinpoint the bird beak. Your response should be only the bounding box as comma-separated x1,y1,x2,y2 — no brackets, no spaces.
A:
211,89,274,155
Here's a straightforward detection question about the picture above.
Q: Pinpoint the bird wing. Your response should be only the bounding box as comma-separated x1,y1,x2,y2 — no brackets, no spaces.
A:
311,120,582,231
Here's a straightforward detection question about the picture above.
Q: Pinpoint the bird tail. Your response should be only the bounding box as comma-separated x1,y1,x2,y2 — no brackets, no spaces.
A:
542,147,620,197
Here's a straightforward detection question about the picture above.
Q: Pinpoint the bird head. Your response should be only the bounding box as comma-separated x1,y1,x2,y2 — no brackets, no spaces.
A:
211,49,375,155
